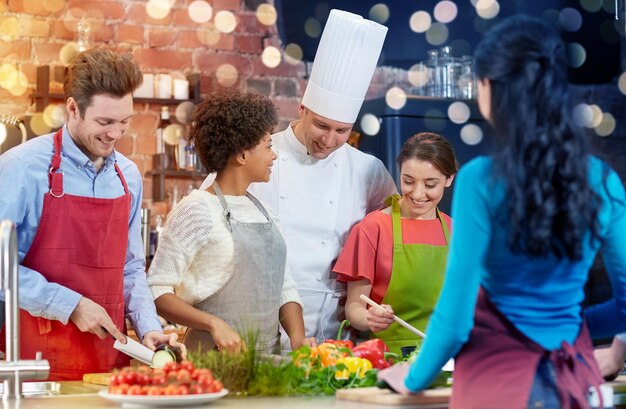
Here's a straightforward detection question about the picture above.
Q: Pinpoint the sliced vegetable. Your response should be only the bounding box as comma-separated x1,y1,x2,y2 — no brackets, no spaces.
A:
151,344,183,368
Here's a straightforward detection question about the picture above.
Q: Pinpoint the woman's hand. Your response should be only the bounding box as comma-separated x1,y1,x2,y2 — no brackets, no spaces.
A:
142,330,187,359
291,336,318,350
209,318,244,353
377,362,413,395
367,303,395,333
594,338,626,378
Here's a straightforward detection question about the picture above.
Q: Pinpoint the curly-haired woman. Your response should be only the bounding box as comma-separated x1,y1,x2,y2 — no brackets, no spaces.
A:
379,15,626,408
147,90,315,354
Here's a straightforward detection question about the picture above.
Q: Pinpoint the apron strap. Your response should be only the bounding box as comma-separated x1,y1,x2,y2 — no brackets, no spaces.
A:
48,129,64,198
437,208,451,244
114,162,130,195
391,195,451,247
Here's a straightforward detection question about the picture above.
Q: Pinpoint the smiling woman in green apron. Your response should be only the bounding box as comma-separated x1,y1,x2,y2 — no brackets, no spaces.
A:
147,90,314,354
333,133,458,355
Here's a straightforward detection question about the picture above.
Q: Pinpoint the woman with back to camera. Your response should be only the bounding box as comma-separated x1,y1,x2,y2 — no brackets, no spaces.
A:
147,90,314,354
379,15,626,408
334,132,457,356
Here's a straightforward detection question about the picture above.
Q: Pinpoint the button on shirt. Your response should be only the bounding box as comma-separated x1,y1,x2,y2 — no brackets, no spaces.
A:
0,126,161,338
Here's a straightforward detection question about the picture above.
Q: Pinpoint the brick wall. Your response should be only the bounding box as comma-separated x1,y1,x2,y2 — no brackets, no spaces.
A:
0,0,405,217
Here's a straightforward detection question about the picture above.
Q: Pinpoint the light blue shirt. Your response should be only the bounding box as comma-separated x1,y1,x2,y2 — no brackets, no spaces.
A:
405,155,626,391
0,125,161,339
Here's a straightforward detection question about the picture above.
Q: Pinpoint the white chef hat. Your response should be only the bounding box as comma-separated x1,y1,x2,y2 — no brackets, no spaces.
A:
301,9,388,124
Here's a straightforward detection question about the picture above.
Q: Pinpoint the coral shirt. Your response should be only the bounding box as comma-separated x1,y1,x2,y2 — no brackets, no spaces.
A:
333,208,452,304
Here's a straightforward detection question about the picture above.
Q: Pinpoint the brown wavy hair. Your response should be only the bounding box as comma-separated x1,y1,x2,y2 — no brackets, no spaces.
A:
190,90,278,173
64,47,143,117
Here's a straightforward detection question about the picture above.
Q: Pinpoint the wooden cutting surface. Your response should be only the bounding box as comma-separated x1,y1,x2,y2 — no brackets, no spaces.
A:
336,386,451,405
82,373,111,385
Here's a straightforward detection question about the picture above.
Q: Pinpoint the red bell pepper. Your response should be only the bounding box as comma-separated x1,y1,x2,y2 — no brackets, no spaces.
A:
323,319,354,350
351,338,392,369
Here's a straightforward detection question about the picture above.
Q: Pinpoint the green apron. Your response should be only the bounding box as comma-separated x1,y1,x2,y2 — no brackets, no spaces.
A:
374,194,450,356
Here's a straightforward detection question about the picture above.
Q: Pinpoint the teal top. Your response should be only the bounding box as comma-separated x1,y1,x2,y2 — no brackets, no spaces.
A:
405,155,626,391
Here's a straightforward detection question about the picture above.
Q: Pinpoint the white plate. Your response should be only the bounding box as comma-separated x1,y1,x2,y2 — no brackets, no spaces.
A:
98,389,228,407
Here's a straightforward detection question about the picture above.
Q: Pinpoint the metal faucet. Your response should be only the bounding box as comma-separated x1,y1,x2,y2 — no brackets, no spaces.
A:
0,220,49,399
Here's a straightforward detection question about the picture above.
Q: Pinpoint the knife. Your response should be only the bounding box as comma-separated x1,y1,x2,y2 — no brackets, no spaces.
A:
113,336,155,366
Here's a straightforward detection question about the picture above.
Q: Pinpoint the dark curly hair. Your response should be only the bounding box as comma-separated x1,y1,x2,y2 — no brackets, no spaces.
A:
475,15,601,259
190,90,278,173
396,132,459,178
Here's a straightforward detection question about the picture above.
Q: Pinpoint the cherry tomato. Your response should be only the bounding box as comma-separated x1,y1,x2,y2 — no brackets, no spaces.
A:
176,369,192,384
162,362,179,374
179,361,194,372
126,385,142,395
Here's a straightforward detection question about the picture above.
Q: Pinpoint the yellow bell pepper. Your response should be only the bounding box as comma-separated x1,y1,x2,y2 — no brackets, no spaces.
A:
334,357,373,380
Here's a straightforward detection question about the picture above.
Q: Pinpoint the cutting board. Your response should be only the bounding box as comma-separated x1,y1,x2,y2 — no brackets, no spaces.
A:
336,386,451,405
82,373,112,385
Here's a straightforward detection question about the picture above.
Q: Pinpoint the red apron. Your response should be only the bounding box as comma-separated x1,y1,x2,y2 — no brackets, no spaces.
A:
450,288,604,409
1,129,131,380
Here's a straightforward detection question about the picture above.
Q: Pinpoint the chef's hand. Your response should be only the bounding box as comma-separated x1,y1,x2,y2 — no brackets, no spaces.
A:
594,338,626,378
210,318,244,353
367,304,395,333
142,331,187,359
291,337,317,350
70,296,126,343
377,362,413,395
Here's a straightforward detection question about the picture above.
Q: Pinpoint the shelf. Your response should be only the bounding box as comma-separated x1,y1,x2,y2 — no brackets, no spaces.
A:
30,66,202,111
147,157,208,201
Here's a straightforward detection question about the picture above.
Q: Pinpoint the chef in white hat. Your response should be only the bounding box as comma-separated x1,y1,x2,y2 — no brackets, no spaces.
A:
202,9,397,345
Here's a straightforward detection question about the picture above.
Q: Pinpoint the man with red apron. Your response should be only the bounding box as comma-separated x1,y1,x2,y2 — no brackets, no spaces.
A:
375,195,450,356
0,47,180,380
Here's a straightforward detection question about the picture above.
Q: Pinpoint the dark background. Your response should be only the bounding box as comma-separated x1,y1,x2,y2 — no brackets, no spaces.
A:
273,0,625,84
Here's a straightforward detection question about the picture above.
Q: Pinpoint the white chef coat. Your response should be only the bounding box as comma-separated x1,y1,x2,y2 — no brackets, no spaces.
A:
200,123,397,344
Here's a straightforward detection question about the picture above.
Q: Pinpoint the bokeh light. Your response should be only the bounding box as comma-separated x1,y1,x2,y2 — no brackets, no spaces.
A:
579,0,603,12
43,104,66,128
215,10,237,33
256,4,277,26
196,26,221,46
0,64,16,89
360,113,381,136
475,0,500,20
43,0,65,13
175,101,195,124
407,63,430,88
0,16,20,39
572,103,594,128
6,70,28,96
163,124,185,145
460,124,484,145
304,18,322,38
595,112,616,137
188,1,213,24
559,8,583,32
409,11,432,33
215,64,238,87
448,101,471,124
588,104,603,128
618,72,626,95
284,43,303,65
261,46,281,68
434,1,458,24
425,22,449,46
369,4,390,24
29,113,52,136
146,0,171,20
60,42,79,65
385,87,407,110
567,43,586,68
